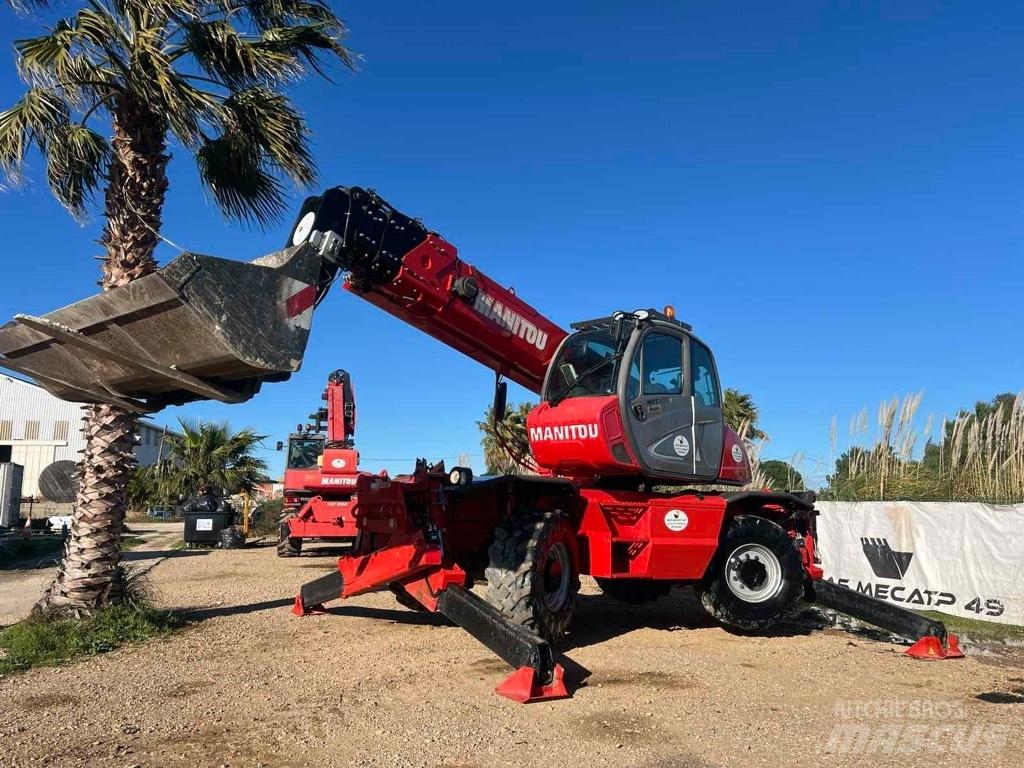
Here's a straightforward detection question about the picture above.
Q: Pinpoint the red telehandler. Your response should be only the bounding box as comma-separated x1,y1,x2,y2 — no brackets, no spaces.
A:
0,185,962,703
277,369,360,557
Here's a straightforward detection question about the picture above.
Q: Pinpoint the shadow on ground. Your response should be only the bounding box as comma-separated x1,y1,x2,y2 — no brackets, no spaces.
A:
185,597,295,621
564,588,825,652
123,549,211,563
184,596,451,627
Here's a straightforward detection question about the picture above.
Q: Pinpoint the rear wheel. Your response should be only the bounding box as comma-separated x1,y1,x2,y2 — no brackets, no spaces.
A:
596,578,672,605
277,520,302,558
485,511,580,643
698,515,803,630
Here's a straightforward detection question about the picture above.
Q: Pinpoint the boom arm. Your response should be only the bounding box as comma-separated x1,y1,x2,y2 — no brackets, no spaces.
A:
325,369,355,445
293,187,567,394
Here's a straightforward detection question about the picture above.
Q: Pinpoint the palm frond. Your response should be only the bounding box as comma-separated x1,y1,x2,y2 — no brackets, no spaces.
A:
44,123,109,217
6,0,53,12
0,87,70,179
14,18,77,75
259,22,357,76
162,74,224,149
238,0,338,29
14,11,129,103
182,19,302,87
4,0,351,227
222,87,313,184
195,128,287,224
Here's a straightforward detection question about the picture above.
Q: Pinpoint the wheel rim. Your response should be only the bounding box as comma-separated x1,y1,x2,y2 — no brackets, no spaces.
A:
724,543,783,603
541,541,571,612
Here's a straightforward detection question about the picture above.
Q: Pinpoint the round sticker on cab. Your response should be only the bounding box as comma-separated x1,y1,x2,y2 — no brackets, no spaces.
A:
664,509,689,532
330,458,347,469
672,435,690,457
730,444,744,464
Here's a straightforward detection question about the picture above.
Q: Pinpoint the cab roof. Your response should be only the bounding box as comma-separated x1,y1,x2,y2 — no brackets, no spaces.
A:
570,309,693,333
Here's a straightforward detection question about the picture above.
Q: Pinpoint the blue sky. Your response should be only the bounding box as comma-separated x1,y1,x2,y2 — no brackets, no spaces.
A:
1,2,1021,485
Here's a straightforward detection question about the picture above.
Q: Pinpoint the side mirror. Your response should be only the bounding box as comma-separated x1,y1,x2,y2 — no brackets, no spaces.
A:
492,378,507,427
275,441,284,451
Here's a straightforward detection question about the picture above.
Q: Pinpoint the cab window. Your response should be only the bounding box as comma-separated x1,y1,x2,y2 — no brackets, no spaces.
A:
546,329,624,400
690,339,720,407
641,333,682,395
626,358,640,401
287,438,323,469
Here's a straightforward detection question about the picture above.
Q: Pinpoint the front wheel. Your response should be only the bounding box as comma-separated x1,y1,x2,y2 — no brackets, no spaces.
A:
485,511,580,643
697,515,804,630
277,520,302,558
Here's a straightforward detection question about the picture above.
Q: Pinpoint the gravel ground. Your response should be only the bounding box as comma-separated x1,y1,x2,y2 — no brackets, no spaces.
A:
0,523,185,626
1,536,1022,768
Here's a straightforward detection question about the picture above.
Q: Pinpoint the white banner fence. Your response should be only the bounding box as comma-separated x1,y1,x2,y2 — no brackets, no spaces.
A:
815,501,1024,626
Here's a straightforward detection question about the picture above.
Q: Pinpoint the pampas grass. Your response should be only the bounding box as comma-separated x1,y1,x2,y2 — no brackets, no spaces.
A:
824,392,1024,504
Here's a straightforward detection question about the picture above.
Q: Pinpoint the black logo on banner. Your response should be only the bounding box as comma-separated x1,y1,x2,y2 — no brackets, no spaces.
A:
827,535,1006,618
860,537,914,580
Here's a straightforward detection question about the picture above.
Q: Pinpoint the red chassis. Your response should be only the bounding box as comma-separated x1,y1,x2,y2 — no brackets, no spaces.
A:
292,460,825,702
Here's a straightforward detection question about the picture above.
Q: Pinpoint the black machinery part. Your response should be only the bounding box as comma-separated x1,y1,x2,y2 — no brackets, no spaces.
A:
437,585,556,685
809,578,949,644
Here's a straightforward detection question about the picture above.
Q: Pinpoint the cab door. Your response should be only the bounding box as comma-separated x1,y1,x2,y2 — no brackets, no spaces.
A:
625,330,701,478
689,338,723,478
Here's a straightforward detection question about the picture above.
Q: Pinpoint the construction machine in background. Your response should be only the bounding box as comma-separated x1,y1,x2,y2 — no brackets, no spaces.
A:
277,369,360,557
0,185,963,704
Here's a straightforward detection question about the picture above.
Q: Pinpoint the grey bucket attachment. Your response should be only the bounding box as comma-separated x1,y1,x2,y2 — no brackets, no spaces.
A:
0,243,325,413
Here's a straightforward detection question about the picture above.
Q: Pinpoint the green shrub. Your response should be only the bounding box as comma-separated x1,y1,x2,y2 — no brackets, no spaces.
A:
250,497,284,536
0,599,179,674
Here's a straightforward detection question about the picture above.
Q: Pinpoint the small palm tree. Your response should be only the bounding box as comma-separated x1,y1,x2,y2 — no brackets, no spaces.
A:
723,388,766,440
478,402,536,475
151,420,268,500
0,0,354,613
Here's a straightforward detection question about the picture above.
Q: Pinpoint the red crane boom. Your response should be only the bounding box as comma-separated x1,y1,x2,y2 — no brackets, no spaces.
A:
291,187,566,394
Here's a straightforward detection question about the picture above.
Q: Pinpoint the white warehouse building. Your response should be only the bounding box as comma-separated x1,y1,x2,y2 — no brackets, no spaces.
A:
0,374,173,499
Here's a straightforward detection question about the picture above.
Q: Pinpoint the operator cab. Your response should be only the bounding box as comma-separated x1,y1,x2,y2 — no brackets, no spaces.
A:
531,309,750,485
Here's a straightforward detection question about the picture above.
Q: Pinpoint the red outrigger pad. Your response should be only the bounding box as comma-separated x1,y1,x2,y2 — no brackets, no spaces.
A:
291,594,327,616
905,633,965,660
495,664,570,704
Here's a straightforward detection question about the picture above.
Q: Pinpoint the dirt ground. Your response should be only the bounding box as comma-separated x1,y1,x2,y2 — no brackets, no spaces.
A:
1,528,1022,768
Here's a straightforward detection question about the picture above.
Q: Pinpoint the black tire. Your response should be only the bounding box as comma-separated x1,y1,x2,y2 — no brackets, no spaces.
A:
596,578,671,605
277,520,302,558
697,515,804,630
485,511,580,643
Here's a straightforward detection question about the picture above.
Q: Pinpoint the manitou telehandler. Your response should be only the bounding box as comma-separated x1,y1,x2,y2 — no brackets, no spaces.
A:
0,185,962,703
277,369,360,557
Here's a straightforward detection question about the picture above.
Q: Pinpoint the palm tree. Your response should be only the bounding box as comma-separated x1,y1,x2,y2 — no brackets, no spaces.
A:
478,402,535,476
0,0,354,614
723,388,766,440
150,420,268,500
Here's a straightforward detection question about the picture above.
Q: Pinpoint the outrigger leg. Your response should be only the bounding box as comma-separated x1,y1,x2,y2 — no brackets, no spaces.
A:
809,580,965,659
291,534,569,703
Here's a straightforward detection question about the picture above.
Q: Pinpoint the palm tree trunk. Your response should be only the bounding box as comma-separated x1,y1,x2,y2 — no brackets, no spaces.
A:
37,97,168,614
